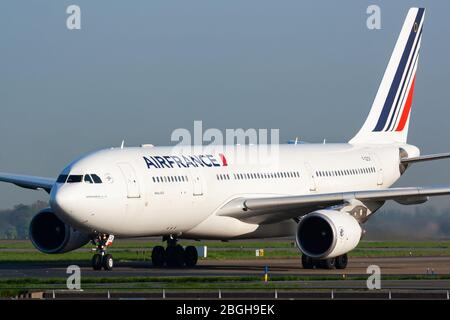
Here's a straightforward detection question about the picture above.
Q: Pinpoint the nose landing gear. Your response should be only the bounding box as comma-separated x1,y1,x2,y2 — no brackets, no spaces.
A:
151,236,198,268
91,234,115,271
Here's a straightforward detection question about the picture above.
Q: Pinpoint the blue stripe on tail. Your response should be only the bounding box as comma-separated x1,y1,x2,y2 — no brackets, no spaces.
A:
373,8,424,132
386,28,422,131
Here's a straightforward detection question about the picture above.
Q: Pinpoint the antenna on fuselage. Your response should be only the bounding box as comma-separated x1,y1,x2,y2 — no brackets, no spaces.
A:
120,140,125,149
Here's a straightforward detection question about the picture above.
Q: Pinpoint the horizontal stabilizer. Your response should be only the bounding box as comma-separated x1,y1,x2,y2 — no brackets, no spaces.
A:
401,152,450,164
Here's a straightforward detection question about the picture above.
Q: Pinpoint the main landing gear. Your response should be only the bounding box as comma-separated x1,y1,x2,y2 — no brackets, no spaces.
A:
91,234,115,271
151,236,198,268
301,253,348,270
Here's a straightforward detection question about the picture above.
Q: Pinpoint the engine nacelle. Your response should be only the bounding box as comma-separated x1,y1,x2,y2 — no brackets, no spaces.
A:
296,210,362,259
29,208,91,254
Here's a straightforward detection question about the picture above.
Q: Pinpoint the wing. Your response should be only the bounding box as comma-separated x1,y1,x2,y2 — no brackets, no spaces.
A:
217,185,450,224
0,172,55,193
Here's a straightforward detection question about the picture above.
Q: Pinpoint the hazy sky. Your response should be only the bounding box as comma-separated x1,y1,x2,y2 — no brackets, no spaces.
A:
1,1,450,210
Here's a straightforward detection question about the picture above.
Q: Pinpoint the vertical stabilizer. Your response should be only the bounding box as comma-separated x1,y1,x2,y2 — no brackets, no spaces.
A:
350,8,425,144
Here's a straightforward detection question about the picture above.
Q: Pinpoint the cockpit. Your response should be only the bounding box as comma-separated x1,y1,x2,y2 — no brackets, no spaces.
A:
57,174,103,184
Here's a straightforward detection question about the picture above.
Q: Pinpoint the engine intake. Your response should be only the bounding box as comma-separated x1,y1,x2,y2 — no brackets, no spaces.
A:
30,209,91,254
296,210,362,259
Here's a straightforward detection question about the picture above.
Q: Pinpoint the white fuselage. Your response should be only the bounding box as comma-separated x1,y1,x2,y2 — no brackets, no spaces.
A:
50,143,419,239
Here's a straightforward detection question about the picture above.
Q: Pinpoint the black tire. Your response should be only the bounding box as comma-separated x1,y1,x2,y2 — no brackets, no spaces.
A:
165,246,176,267
102,254,114,271
301,254,314,269
173,244,185,267
322,258,335,269
165,245,185,267
335,254,348,269
151,246,165,267
92,254,102,270
184,246,198,267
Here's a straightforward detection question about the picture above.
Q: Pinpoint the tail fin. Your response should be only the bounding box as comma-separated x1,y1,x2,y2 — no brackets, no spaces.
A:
350,8,425,144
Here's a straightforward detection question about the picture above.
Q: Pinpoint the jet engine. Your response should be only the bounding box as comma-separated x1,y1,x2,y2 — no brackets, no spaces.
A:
296,210,362,259
29,208,91,254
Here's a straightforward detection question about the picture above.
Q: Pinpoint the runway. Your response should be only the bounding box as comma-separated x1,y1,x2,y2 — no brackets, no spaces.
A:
1,256,450,279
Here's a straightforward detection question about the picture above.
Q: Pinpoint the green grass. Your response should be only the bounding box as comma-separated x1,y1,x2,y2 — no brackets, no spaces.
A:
0,248,449,265
0,250,149,264
0,239,450,264
2,274,449,285
357,241,450,249
1,239,450,250
1,274,449,294
0,240,297,250
2,239,450,248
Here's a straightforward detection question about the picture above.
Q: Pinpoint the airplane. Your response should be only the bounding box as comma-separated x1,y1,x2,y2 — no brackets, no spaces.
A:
1,7,449,271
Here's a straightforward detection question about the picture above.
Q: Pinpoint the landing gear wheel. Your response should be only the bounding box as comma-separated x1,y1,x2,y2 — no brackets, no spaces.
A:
91,234,115,271
301,254,314,269
173,244,185,267
335,254,348,269
152,246,166,267
165,246,176,267
165,245,185,267
184,246,198,267
92,254,102,270
102,254,114,271
160,236,198,268
322,258,336,270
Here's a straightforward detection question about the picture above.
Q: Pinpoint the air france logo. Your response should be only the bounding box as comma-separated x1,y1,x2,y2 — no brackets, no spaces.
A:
143,154,228,169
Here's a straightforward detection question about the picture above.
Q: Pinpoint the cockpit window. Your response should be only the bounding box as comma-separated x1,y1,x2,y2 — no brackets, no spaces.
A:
56,174,68,183
84,175,93,184
67,175,83,183
91,174,102,184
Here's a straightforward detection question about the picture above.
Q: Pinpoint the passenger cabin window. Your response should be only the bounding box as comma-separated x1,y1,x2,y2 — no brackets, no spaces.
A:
67,175,83,183
84,175,94,184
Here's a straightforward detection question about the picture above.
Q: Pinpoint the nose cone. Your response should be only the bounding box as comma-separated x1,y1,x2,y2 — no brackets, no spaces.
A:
50,186,87,227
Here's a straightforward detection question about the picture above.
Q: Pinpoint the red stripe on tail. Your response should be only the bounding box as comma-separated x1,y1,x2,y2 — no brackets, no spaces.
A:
396,75,416,132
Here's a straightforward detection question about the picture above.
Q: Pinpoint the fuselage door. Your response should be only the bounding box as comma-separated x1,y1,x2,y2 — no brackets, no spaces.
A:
371,154,384,186
190,170,203,196
304,162,317,192
117,163,141,198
